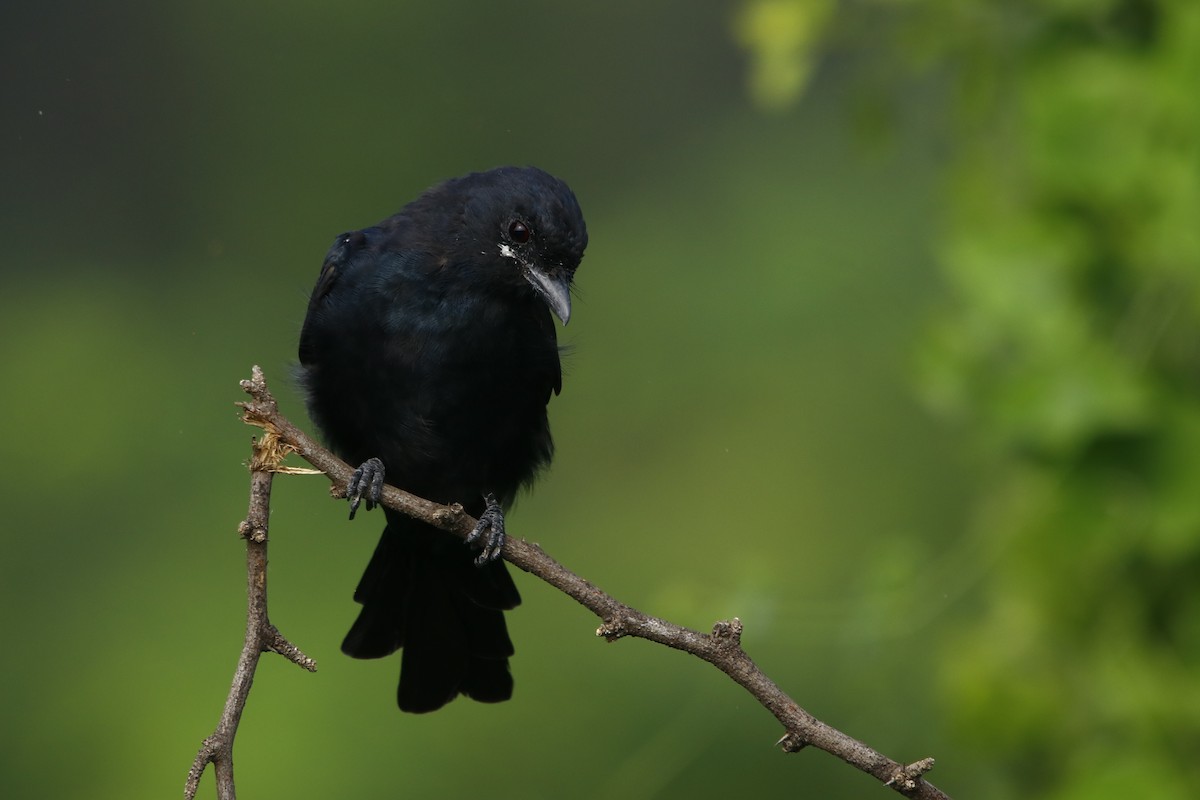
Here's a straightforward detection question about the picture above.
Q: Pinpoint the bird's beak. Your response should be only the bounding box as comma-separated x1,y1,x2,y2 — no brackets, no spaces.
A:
524,267,573,325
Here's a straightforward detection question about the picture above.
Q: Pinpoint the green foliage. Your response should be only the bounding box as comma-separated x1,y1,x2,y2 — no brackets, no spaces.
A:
735,0,837,109
906,0,1200,796
747,0,1200,795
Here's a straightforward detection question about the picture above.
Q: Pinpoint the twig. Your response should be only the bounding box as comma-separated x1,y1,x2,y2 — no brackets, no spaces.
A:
191,366,952,799
185,369,317,800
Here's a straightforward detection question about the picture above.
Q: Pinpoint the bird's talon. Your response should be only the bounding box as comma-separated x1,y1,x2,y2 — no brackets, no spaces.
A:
467,493,506,564
347,457,385,520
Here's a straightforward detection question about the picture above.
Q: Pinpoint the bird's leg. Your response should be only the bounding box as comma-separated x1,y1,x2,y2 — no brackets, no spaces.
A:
466,492,506,565
346,457,385,519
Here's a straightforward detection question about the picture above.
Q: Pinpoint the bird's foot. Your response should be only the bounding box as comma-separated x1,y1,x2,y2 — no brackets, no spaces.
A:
466,492,506,565
346,457,385,519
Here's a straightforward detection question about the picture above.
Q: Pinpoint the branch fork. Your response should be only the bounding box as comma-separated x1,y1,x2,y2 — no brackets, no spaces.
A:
184,370,316,800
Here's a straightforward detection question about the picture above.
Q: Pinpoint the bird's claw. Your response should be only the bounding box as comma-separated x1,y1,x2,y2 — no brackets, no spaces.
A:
466,492,506,565
347,457,385,519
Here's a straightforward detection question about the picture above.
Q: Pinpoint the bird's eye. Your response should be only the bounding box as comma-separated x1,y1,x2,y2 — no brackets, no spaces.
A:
508,220,532,244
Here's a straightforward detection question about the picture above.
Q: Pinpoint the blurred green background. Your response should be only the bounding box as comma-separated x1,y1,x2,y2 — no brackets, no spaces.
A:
3,1,1198,798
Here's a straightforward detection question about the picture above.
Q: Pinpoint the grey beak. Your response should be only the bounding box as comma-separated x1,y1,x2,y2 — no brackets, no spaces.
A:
524,267,573,325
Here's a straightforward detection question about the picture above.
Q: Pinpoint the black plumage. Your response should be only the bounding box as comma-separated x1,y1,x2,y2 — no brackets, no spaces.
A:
297,166,587,712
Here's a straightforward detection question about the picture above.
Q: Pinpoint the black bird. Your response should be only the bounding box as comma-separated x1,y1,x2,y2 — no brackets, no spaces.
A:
297,166,587,712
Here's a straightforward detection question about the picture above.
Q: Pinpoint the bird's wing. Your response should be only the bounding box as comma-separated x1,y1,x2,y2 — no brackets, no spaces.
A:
299,230,366,366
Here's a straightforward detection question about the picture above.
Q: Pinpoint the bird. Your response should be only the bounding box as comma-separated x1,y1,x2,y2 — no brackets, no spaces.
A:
296,166,587,712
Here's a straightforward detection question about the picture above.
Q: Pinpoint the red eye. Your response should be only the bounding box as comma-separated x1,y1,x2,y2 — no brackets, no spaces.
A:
508,220,532,243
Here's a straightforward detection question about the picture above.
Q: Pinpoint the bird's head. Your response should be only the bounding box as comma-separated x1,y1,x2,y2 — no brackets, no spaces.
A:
457,166,588,325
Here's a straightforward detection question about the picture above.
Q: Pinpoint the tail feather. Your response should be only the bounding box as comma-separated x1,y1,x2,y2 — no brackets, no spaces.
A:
341,524,413,658
343,510,521,712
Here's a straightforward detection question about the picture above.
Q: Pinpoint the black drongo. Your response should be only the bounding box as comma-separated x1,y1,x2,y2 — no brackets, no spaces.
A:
297,166,587,712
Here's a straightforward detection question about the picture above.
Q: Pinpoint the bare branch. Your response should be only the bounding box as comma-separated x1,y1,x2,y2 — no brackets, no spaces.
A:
191,366,952,799
185,367,316,800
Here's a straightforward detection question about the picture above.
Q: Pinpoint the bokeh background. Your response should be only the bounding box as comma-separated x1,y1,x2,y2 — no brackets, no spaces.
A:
3,1,1198,798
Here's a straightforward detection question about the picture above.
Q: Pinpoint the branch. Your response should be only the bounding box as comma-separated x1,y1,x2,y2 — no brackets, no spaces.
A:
185,369,317,800
195,366,951,799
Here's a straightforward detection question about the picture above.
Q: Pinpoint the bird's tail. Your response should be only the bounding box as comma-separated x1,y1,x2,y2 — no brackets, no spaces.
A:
341,508,521,713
